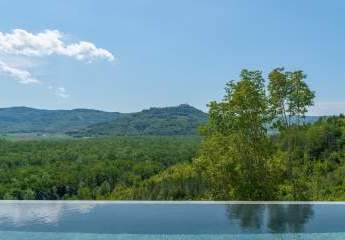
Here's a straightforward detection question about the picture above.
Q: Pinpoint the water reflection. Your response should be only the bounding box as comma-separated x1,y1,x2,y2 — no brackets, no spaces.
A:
227,204,314,233
0,202,341,235
0,202,95,225
227,204,265,231
267,204,314,233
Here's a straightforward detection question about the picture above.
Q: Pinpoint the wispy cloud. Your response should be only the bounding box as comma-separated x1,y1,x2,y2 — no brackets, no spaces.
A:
0,60,40,84
55,87,70,99
0,29,114,62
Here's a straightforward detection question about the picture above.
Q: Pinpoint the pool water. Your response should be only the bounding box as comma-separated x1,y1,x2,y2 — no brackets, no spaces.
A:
0,201,344,239
1,232,345,240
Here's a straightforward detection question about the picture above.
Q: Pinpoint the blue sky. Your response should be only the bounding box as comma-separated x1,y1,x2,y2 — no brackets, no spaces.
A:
0,0,344,115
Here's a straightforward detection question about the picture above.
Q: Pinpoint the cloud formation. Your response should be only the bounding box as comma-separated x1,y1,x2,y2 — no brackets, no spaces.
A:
0,60,40,84
55,87,70,99
0,29,115,98
0,29,114,62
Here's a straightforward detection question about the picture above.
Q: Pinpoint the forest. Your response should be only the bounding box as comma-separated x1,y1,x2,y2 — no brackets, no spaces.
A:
0,68,344,201
0,136,200,200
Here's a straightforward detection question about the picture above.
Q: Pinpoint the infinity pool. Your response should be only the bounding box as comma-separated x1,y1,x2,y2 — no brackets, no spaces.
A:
0,201,345,239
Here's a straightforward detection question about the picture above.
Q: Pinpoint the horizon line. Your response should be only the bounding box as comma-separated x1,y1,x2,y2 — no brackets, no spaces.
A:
0,105,332,117
0,104,206,114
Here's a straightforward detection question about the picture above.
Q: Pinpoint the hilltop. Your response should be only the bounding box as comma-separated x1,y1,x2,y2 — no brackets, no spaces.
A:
68,104,208,137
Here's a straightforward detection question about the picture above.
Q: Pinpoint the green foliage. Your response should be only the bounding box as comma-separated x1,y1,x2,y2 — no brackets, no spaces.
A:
125,68,345,201
274,116,345,200
268,68,315,129
0,136,200,200
287,71,315,124
268,68,290,128
132,163,207,200
128,116,345,201
192,70,277,200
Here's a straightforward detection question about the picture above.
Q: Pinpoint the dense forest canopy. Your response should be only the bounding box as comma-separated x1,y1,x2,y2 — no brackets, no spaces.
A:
0,136,200,200
0,68,344,201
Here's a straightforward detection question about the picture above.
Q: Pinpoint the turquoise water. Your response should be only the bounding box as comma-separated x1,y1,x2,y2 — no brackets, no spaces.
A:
1,231,345,240
0,202,345,239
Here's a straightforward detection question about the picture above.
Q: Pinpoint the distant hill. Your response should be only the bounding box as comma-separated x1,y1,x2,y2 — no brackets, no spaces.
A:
0,107,119,134
68,104,208,137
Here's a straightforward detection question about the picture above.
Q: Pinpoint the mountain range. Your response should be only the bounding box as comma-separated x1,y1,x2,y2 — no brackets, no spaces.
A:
0,107,119,134
0,104,320,137
0,104,208,137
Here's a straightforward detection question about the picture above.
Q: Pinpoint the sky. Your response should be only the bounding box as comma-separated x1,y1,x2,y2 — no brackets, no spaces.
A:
0,0,344,115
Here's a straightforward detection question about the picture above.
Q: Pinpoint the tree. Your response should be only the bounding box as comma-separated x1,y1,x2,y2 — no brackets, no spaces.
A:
287,71,315,125
196,69,276,200
268,68,290,129
268,69,315,198
268,68,315,129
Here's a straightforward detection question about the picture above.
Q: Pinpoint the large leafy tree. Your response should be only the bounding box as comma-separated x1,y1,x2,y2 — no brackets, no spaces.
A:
196,70,276,200
268,68,315,199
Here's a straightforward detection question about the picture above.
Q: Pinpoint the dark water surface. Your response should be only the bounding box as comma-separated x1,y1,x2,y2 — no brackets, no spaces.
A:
0,201,344,239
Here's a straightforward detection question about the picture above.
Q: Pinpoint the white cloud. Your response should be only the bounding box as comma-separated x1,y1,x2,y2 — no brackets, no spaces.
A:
55,86,70,99
0,29,115,98
0,60,40,84
0,29,114,62
47,85,70,99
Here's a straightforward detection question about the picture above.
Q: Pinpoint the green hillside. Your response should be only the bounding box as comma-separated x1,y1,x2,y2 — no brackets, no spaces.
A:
68,104,208,137
0,107,119,134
